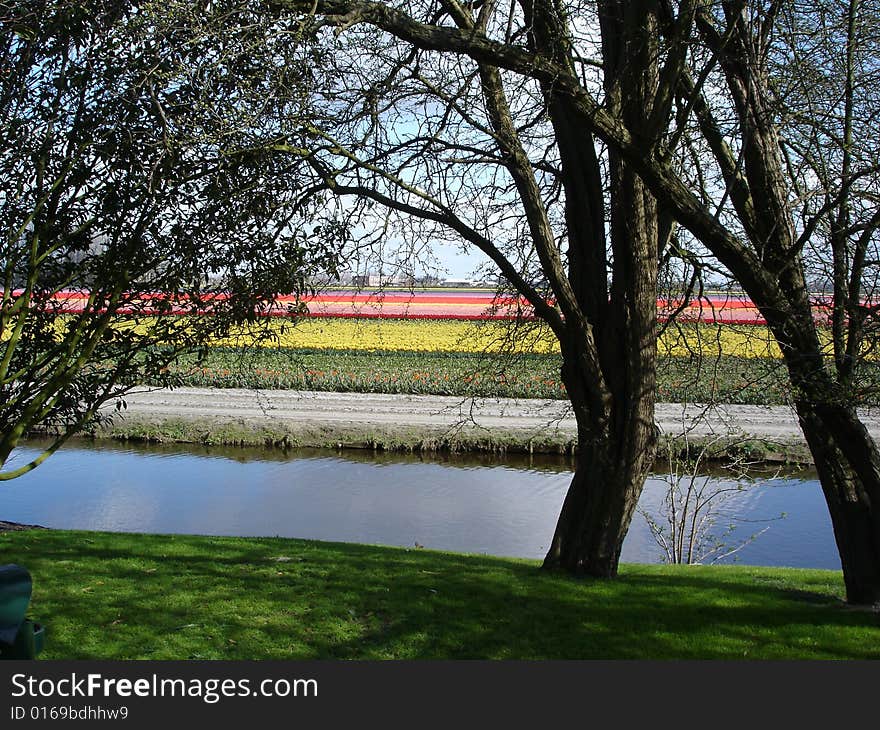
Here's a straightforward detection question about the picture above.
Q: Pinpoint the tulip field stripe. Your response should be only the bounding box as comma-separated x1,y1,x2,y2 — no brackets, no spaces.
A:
216,318,795,358
15,288,830,325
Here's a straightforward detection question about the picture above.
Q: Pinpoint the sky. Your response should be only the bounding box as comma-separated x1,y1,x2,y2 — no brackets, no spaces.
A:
430,242,488,280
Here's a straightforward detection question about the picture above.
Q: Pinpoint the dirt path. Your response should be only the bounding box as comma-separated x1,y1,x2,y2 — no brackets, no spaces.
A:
107,387,880,444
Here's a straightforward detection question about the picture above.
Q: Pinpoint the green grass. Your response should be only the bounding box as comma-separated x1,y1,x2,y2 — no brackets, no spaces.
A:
160,347,880,406
3,529,878,659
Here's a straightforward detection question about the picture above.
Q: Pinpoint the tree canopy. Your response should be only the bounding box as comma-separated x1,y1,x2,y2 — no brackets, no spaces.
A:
0,0,342,478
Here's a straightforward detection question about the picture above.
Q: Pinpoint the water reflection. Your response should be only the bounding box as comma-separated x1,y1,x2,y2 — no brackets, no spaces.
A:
1,439,838,569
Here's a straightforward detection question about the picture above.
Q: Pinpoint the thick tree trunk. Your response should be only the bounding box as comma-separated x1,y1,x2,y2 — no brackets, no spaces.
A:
543,421,656,575
543,351,658,575
796,401,880,605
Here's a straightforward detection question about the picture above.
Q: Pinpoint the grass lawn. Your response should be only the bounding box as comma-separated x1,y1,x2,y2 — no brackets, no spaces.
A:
2,529,878,659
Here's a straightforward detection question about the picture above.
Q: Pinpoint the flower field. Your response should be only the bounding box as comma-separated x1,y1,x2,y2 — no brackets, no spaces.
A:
216,316,788,358
167,346,880,406
175,349,569,399
34,288,778,323
220,317,559,354
22,287,840,358
17,287,873,405
8,311,798,358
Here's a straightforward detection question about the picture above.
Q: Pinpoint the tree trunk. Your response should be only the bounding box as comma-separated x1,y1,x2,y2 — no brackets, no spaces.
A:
543,424,656,575
761,304,880,605
539,0,661,578
796,401,880,605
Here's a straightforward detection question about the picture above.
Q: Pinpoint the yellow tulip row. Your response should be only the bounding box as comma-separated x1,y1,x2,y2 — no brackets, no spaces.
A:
217,317,794,358
8,313,839,361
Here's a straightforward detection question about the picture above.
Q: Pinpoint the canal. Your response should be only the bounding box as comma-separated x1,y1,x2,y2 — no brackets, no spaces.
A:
2,439,839,569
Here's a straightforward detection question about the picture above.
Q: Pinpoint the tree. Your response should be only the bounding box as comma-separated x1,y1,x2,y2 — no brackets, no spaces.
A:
245,0,681,578
0,0,342,479
669,0,880,604
267,0,880,603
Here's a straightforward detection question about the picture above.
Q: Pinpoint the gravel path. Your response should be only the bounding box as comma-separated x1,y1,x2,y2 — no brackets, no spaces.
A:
108,387,880,443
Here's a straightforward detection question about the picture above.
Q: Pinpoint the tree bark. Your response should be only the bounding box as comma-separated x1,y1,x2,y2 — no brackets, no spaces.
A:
543,407,658,575
795,401,880,604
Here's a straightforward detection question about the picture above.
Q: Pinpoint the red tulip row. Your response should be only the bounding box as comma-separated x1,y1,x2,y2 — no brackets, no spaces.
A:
10,288,840,325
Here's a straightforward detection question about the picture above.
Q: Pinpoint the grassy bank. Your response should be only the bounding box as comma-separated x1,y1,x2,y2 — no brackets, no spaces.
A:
161,347,880,406
2,529,878,659
85,416,812,463
88,417,582,455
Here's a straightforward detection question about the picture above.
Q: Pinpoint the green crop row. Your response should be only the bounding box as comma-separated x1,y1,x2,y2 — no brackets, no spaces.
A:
151,347,880,406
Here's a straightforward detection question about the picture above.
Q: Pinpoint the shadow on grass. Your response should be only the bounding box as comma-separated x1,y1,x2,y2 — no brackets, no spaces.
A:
3,530,878,660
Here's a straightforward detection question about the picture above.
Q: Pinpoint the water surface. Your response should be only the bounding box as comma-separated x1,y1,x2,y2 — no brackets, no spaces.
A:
1,440,838,569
